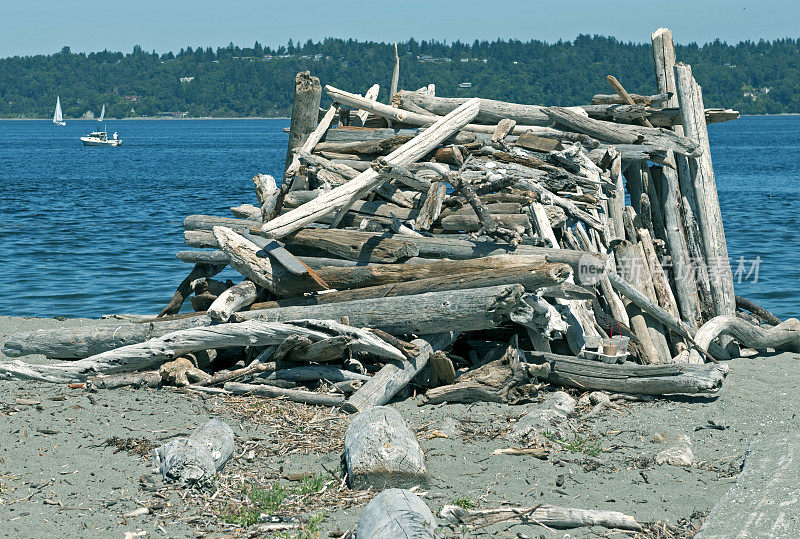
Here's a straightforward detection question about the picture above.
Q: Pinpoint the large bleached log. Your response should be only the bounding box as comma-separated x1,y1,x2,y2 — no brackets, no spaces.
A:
543,106,701,157
0,320,395,382
284,71,322,172
2,315,214,360
674,63,736,319
153,419,234,488
355,489,437,539
694,316,800,356
395,90,552,125
527,350,728,395
207,279,258,323
344,332,458,413
260,98,480,238
224,381,345,407
238,284,524,334
344,406,426,489
440,503,640,531
3,286,523,360
311,255,547,290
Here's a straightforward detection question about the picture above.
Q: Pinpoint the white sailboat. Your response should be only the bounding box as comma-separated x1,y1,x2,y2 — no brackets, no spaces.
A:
53,96,66,126
97,104,105,122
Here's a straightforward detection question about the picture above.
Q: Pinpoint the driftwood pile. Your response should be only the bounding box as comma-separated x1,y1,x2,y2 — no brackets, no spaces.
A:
0,27,795,536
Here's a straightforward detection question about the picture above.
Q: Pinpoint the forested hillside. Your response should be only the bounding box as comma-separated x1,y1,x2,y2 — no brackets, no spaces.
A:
2,35,798,118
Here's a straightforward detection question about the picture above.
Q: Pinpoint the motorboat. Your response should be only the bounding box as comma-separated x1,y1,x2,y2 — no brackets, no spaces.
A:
81,130,122,146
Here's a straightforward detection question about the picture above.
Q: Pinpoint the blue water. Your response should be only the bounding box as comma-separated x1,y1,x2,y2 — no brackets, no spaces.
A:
0,117,797,319
0,119,288,318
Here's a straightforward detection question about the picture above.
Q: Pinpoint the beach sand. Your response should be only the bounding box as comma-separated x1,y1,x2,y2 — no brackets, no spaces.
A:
1,315,798,537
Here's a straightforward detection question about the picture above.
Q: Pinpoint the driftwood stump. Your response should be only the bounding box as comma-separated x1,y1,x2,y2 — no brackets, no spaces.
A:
344,406,426,490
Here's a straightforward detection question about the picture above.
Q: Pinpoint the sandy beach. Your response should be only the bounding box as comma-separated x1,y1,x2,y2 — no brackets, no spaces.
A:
1,315,798,537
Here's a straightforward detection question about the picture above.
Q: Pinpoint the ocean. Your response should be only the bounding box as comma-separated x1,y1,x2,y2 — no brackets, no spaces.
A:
0,117,797,319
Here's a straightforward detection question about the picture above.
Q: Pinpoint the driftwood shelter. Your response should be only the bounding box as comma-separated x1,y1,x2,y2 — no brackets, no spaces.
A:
2,27,795,536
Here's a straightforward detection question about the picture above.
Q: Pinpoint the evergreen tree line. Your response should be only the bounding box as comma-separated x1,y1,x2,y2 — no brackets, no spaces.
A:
1,35,798,119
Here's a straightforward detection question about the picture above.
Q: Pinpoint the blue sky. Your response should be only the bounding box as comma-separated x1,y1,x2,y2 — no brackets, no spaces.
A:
1,0,797,57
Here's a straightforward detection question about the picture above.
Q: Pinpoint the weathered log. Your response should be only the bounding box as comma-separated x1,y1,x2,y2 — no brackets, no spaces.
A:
694,316,800,357
87,370,162,390
214,226,324,297
1,286,522,361
251,264,568,309
440,503,640,531
344,332,458,413
527,350,728,395
285,71,322,172
207,279,258,323
355,489,436,539
158,263,225,317
414,182,446,230
0,320,402,382
314,134,413,155
285,228,419,262
390,43,400,100
310,255,547,290
652,28,714,323
253,174,279,221
440,213,530,234
344,406,426,489
591,91,670,106
674,63,736,319
395,90,552,125
240,285,523,335
638,228,680,320
153,419,234,487
543,106,701,157
659,153,702,331
260,97,480,238
230,203,262,221
613,241,664,363
224,381,344,407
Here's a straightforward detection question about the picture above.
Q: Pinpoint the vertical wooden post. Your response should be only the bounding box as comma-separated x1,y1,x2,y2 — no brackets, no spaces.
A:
390,43,400,100
674,63,736,319
284,71,322,172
